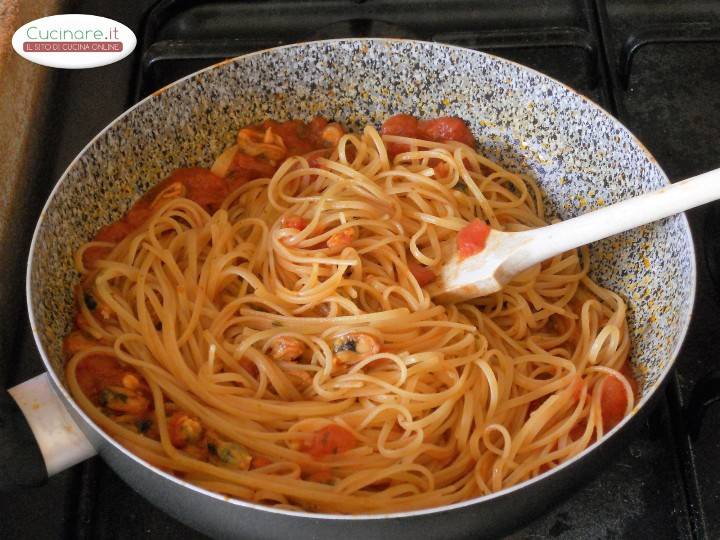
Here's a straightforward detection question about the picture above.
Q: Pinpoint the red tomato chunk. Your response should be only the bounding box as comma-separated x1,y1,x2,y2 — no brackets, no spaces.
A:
417,117,475,147
408,261,436,286
281,215,309,231
457,219,491,259
601,363,639,431
307,424,357,458
380,114,419,156
381,114,475,157
380,114,419,137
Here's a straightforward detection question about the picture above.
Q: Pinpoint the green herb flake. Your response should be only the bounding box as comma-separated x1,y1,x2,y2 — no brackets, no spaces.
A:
100,388,127,406
219,446,235,463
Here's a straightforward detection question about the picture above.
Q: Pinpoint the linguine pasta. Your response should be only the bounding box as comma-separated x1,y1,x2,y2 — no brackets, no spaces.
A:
64,116,635,514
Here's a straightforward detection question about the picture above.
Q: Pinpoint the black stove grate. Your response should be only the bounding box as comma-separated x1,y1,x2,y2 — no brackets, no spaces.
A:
4,1,720,538
135,0,607,105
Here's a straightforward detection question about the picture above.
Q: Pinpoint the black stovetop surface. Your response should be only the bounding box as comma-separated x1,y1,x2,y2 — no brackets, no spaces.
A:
4,1,720,538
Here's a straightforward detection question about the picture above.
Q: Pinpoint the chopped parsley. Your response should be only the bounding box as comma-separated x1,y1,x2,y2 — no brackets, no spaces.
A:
99,388,128,406
218,446,235,463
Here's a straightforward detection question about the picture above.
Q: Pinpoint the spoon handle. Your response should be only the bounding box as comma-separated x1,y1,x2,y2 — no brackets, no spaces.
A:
514,167,720,270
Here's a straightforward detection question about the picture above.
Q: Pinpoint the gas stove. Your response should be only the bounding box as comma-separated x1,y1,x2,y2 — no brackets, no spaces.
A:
3,1,720,538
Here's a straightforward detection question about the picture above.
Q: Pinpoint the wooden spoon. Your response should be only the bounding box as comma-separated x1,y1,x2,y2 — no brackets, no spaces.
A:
429,169,720,303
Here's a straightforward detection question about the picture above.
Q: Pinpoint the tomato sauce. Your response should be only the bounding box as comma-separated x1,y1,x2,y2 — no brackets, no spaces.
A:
252,456,272,469
258,118,330,155
75,355,132,402
80,118,335,271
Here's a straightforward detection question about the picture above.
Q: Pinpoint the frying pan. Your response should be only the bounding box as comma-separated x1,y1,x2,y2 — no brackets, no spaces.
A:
0,39,695,539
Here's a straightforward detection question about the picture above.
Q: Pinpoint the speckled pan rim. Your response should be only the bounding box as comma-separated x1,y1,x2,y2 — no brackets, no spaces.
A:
25,38,697,520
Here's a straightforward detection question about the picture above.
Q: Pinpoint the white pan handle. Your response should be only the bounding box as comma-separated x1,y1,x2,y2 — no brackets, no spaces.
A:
517,167,720,268
7,373,96,478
